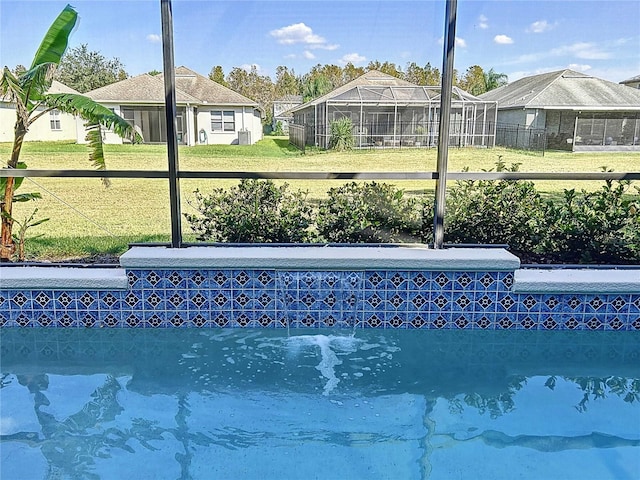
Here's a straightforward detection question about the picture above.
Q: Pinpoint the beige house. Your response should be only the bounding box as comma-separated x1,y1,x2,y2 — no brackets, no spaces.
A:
85,66,263,146
0,81,82,143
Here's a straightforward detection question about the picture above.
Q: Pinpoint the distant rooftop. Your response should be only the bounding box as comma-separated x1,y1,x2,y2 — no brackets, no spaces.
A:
480,69,640,110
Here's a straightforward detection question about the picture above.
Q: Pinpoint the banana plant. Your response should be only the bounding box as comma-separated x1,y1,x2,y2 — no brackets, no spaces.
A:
0,4,141,261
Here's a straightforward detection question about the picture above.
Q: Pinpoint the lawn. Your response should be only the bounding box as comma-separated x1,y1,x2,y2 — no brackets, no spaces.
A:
1,137,639,260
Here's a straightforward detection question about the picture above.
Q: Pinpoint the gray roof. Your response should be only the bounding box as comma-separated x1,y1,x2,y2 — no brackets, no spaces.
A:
86,66,258,107
2,80,79,102
620,74,640,85
480,69,640,110
48,80,81,95
295,70,415,110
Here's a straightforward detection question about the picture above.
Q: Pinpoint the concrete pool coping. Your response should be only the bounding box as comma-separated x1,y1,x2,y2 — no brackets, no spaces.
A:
0,246,638,294
0,266,129,290
514,269,640,294
118,245,521,271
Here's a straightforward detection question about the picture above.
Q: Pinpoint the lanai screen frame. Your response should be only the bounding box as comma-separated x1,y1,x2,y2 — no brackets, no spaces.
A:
305,85,497,149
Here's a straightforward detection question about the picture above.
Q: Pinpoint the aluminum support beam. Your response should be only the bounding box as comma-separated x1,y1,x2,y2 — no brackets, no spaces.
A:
161,0,182,248
433,0,458,249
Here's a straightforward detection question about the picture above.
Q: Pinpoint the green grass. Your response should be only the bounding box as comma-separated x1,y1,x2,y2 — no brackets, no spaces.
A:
1,138,639,260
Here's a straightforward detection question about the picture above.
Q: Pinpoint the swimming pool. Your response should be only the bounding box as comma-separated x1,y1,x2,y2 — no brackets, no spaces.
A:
2,328,639,479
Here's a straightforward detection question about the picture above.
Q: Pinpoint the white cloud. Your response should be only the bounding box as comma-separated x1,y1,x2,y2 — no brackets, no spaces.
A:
270,23,325,45
314,43,340,51
494,34,514,45
568,63,592,72
146,34,161,43
438,36,467,48
303,50,316,60
269,22,338,51
551,42,611,60
339,53,366,65
527,20,555,33
478,14,489,29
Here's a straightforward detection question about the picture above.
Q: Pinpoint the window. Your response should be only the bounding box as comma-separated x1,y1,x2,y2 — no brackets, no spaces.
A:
49,109,61,130
211,110,235,132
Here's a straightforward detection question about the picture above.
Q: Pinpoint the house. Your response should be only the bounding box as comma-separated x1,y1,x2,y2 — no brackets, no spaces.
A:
288,70,497,149
84,66,263,146
480,69,640,151
620,74,640,90
0,81,82,143
272,95,302,133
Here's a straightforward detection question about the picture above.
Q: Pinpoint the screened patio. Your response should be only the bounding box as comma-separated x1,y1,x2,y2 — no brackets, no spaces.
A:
291,85,497,149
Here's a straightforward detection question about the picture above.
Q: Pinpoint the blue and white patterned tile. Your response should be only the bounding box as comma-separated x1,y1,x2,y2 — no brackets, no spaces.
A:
560,294,586,314
452,313,473,329
606,295,630,314
407,271,431,290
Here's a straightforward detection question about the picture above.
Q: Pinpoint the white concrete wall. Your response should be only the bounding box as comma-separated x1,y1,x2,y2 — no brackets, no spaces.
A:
0,102,78,143
195,106,262,145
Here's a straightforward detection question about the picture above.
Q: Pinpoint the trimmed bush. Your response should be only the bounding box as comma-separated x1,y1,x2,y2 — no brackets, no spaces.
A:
316,181,423,243
444,160,547,257
185,179,315,243
538,177,640,263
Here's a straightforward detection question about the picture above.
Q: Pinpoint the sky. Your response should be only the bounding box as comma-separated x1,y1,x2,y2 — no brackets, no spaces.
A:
1,0,639,85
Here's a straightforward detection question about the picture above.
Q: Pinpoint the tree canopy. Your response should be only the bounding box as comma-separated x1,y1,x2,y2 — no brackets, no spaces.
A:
203,60,508,125
55,44,128,93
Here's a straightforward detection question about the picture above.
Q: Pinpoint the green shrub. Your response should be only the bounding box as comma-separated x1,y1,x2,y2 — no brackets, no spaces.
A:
444,160,546,256
538,176,640,263
185,179,315,243
316,181,423,243
273,121,285,136
329,117,354,151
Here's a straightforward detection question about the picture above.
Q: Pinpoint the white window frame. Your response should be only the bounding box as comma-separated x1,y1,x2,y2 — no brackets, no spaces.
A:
211,110,235,132
49,109,61,130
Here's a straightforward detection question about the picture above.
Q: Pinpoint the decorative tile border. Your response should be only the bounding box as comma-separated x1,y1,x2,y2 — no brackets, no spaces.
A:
1,266,638,330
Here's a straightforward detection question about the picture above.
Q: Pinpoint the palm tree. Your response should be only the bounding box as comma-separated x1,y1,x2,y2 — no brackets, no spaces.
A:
483,68,508,92
0,4,139,261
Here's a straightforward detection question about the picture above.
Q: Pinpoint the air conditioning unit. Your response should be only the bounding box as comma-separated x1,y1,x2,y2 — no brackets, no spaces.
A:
238,129,251,145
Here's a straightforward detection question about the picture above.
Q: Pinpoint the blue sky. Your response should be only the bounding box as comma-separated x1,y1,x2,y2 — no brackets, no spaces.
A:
1,0,639,84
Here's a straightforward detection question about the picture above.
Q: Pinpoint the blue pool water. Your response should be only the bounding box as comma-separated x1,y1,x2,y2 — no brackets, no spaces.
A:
1,329,639,479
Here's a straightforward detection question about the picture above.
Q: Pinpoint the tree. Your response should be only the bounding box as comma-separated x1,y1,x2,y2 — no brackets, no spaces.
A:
0,4,139,261
55,43,127,93
302,75,332,102
226,65,275,125
208,65,228,87
458,65,508,96
459,65,486,96
148,69,161,76
274,66,299,97
404,62,441,86
366,60,403,78
483,68,508,92
342,62,365,83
